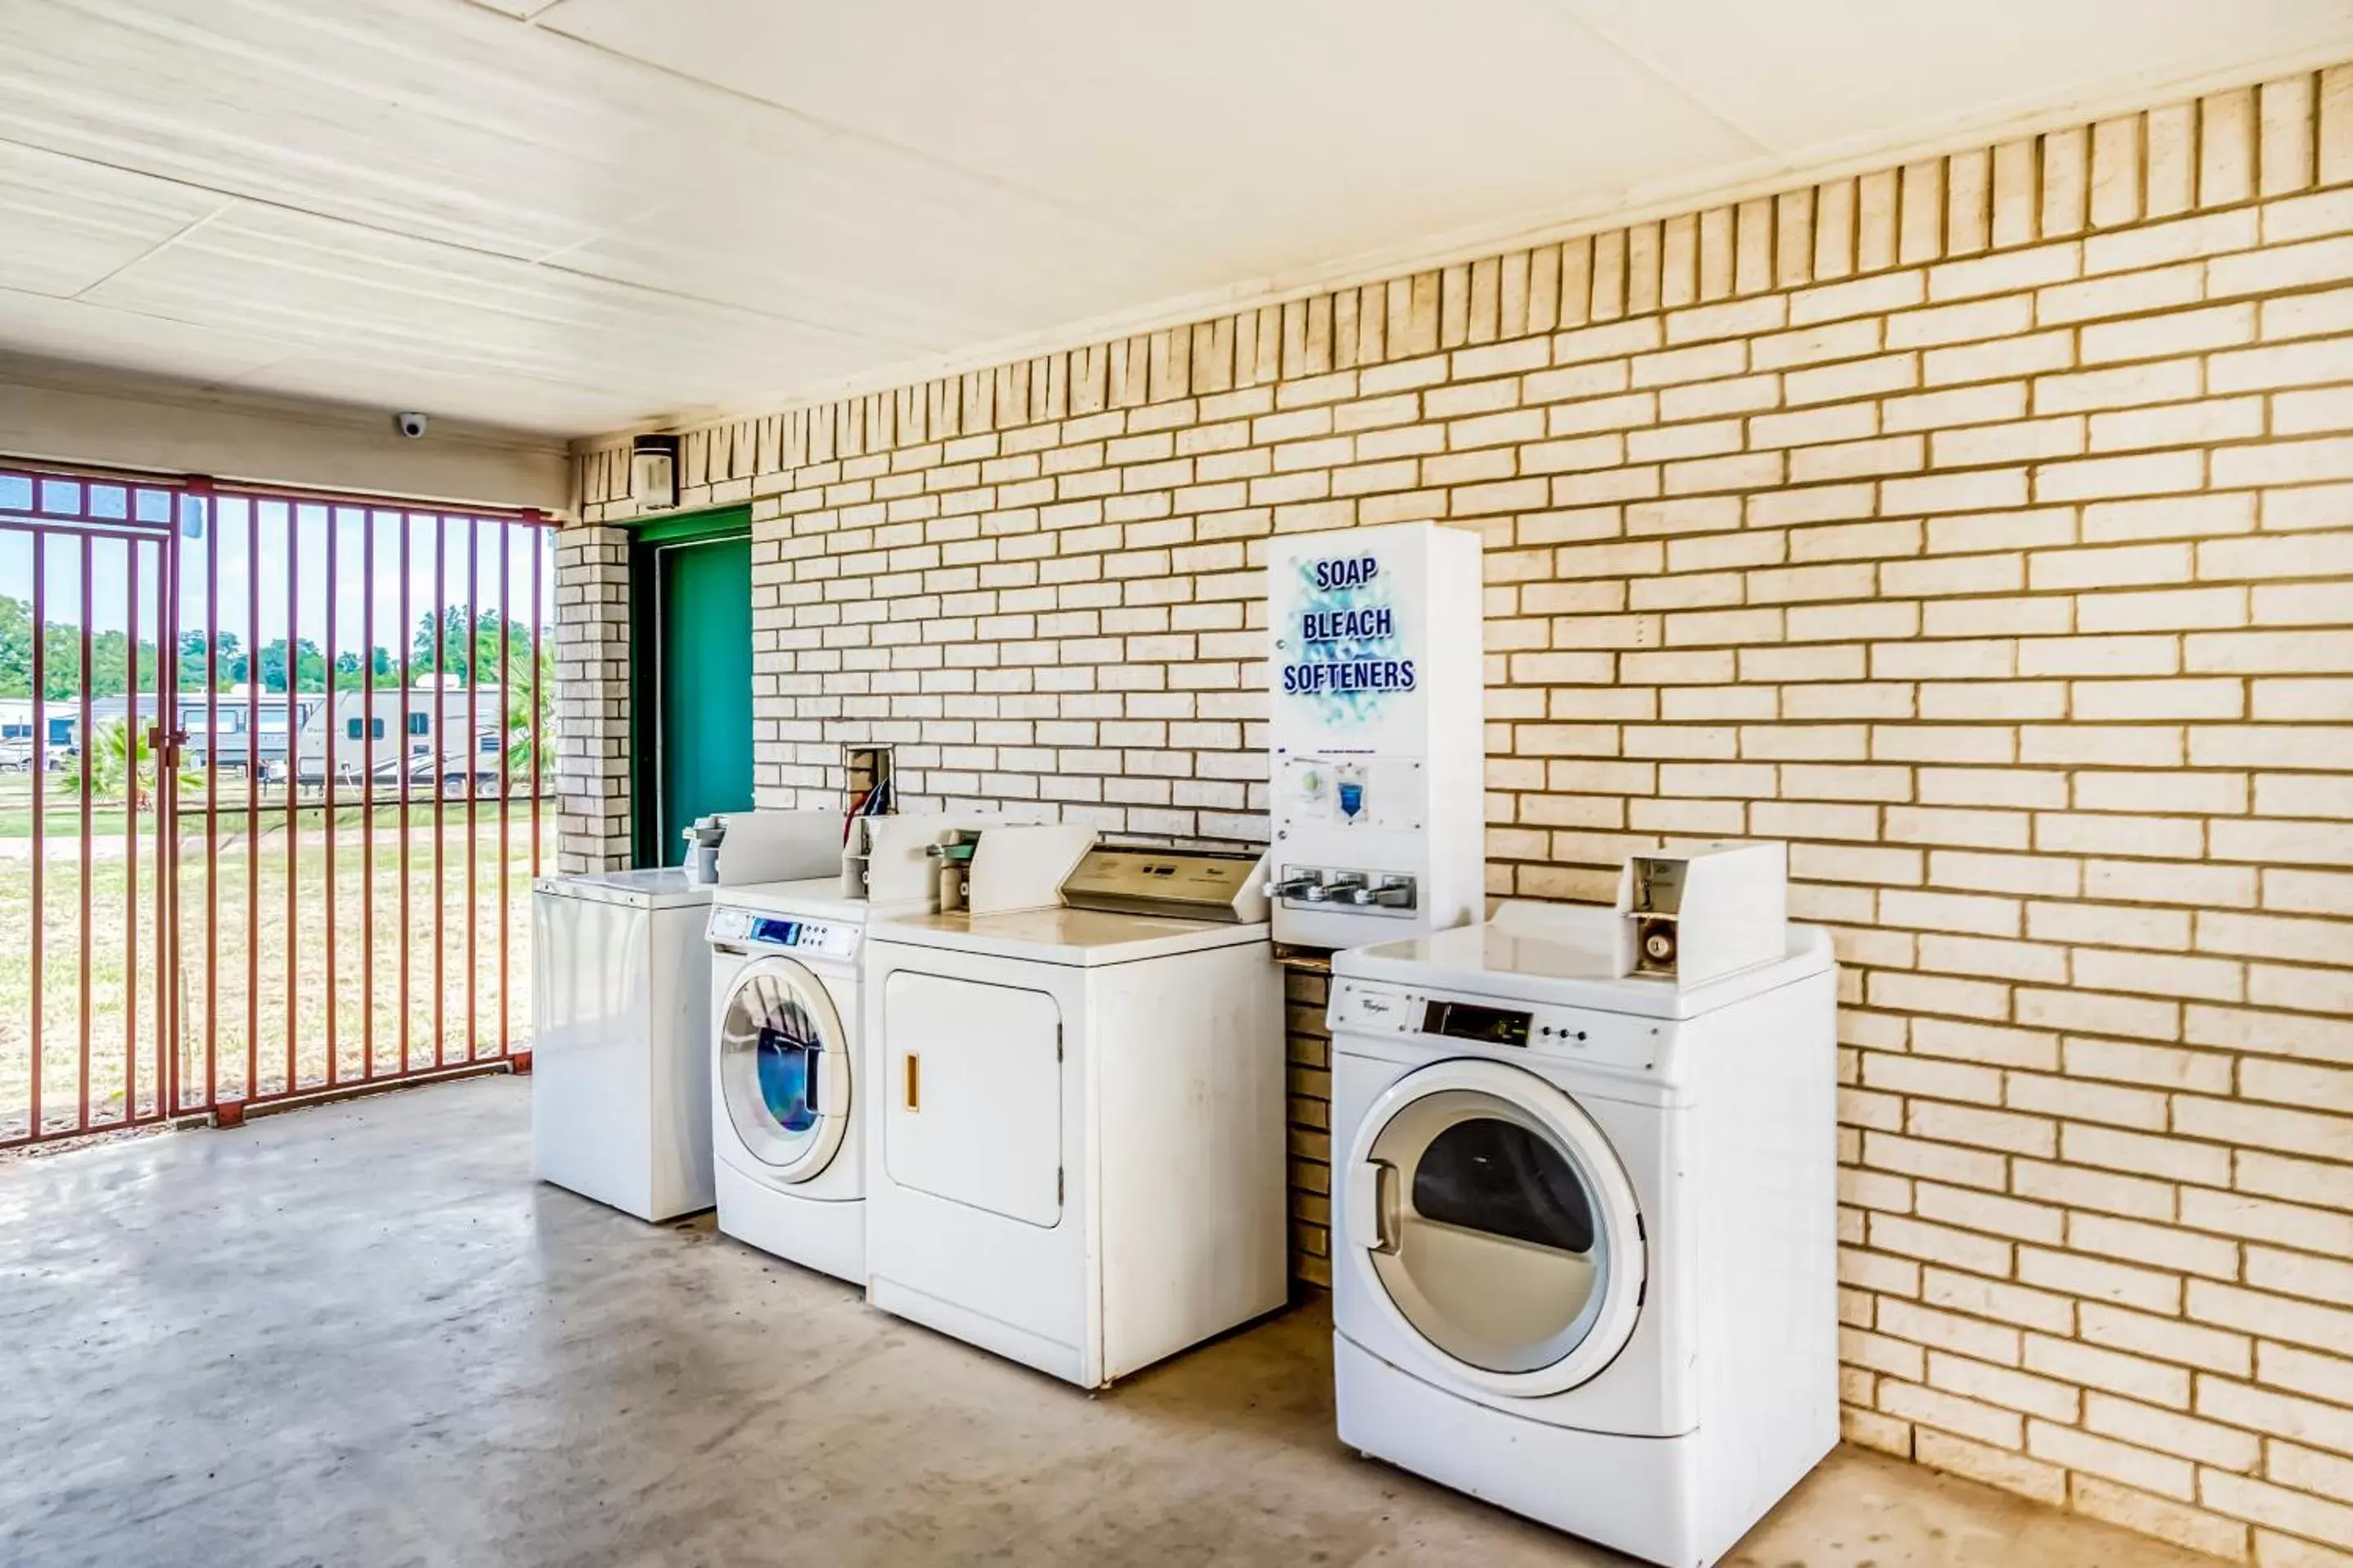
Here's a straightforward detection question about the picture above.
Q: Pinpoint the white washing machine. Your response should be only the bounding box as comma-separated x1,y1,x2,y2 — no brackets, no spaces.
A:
706,879,880,1285
861,845,1287,1389
531,868,716,1222
1328,899,1838,1568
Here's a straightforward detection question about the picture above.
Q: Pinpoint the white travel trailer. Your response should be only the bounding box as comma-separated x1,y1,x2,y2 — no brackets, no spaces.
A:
285,680,507,792
0,698,34,770
186,689,324,775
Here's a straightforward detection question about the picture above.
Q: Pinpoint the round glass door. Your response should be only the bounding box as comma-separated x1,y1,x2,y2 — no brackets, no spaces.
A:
718,958,849,1181
1349,1060,1644,1396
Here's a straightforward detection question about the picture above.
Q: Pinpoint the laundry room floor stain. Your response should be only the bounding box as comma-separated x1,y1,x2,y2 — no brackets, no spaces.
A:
0,1076,2220,1568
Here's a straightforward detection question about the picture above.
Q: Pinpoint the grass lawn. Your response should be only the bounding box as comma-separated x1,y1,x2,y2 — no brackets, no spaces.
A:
0,770,132,840
0,791,552,1143
0,770,511,841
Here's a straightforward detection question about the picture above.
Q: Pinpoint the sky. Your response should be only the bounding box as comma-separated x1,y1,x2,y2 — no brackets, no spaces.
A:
0,476,556,653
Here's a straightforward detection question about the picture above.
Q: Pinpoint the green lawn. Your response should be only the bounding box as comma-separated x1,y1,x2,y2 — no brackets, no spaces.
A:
0,770,517,839
0,789,552,1143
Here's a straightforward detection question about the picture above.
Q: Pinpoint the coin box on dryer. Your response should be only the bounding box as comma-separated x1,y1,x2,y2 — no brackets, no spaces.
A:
1613,840,1788,987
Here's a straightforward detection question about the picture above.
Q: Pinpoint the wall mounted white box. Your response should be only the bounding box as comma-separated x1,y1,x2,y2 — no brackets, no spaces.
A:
1267,520,1483,950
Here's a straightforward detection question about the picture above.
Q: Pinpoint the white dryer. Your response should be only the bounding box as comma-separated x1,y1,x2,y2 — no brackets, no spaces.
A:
1328,900,1837,1568
706,880,879,1285
861,845,1287,1388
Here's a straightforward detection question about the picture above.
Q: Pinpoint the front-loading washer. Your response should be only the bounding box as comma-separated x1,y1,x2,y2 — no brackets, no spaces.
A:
706,879,880,1284
1328,898,1837,1568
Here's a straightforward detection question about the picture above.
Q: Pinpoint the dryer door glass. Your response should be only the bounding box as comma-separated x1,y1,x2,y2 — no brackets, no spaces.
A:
1367,1086,1620,1376
719,959,850,1180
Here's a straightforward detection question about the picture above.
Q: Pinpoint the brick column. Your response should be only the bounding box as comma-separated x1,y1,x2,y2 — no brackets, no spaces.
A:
552,521,632,872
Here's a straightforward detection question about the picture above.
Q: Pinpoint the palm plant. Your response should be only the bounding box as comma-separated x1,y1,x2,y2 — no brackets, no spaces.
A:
66,718,199,810
501,638,556,786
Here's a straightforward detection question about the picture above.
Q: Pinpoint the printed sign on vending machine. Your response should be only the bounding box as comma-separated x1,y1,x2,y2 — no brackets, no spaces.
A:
1266,521,1484,949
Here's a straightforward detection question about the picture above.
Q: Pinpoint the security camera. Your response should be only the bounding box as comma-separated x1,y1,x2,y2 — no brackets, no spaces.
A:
395,412,428,439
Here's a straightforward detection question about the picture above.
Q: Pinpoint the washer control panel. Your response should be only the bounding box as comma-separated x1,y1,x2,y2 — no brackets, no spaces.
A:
1326,978,1662,1072
708,906,861,962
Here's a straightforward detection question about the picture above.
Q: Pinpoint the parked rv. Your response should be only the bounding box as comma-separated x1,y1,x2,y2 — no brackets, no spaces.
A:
183,690,324,775
278,683,507,794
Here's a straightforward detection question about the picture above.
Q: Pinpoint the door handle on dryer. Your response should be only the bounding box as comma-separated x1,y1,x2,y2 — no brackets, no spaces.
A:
903,1052,921,1112
1351,1159,1399,1254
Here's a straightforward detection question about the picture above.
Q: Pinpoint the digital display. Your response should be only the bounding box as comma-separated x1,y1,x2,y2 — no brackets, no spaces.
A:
752,917,800,947
1422,1000,1532,1047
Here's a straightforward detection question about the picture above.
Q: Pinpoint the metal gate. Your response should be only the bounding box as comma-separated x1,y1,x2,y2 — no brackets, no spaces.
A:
0,463,554,1150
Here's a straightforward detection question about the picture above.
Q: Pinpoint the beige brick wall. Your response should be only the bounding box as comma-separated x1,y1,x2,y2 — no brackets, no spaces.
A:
550,522,633,874
574,68,2353,1563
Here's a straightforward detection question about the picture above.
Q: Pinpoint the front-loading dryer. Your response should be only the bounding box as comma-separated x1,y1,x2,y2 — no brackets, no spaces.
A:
860,844,1287,1389
707,880,878,1285
1328,898,1837,1568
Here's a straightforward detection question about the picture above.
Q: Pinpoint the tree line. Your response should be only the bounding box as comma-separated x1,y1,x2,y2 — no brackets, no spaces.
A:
0,600,547,701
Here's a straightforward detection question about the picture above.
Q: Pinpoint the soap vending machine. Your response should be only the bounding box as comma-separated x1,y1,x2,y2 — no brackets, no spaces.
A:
1266,520,1484,949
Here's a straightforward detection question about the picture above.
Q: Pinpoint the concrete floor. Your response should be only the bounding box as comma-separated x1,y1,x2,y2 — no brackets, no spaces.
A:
0,1078,2216,1568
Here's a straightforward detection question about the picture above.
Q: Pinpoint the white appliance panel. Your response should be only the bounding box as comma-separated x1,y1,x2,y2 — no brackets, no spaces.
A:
704,878,889,1284
1324,908,1838,1566
530,876,713,1222
882,969,1063,1227
861,906,1286,1390
1094,940,1287,1380
1336,1335,1707,1568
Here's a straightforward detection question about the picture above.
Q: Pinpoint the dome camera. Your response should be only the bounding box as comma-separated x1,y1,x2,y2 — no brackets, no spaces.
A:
395,411,428,439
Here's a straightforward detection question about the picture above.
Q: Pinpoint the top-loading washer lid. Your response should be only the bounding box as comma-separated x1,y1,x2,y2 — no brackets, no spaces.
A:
1335,910,1831,1019
533,868,714,910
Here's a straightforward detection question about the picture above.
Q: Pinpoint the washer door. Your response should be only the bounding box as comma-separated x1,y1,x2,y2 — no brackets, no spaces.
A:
1346,1057,1645,1398
717,956,851,1182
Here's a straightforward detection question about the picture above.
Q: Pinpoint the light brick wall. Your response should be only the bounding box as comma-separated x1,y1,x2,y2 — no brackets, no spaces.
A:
551,522,633,873
574,68,2353,1563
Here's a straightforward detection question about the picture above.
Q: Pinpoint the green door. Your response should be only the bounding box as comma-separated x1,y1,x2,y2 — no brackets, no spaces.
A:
636,520,753,867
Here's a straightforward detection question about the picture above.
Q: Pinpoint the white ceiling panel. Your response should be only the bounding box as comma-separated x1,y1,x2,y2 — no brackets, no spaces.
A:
0,287,304,383
78,203,890,422
0,0,883,260
532,0,1763,276
566,167,1236,350
207,352,651,437
0,142,225,299
0,0,2347,439
1550,0,2353,155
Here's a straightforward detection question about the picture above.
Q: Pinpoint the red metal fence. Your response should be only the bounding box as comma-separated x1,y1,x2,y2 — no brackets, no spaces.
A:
0,463,555,1149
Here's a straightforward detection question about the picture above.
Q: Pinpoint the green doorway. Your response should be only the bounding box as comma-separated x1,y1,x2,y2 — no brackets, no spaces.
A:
631,507,754,868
